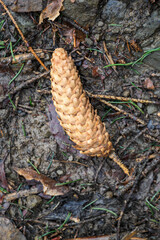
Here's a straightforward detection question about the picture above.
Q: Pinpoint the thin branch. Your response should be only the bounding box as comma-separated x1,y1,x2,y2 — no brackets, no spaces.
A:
86,91,159,105
0,0,49,71
98,98,146,125
0,71,50,103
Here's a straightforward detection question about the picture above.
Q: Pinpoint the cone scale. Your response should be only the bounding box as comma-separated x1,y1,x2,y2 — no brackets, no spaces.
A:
50,48,129,176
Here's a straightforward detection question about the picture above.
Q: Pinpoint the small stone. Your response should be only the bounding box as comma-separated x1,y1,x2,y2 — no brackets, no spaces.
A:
105,191,113,199
0,109,9,121
147,105,158,115
57,169,63,175
154,89,160,98
97,21,104,27
95,33,100,41
68,155,73,161
122,89,130,97
85,38,93,46
137,103,143,108
26,195,42,209
0,217,26,240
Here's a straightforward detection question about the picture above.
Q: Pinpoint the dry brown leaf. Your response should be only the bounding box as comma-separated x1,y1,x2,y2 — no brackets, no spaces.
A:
39,0,64,24
14,167,69,196
143,78,155,90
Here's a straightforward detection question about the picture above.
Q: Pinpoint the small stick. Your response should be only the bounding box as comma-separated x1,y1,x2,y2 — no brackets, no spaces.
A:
116,157,150,240
99,98,146,125
62,16,89,35
4,186,42,202
0,71,50,103
115,155,160,197
144,134,160,143
95,159,105,182
0,50,45,64
0,0,48,71
37,89,51,94
86,91,159,105
109,150,129,176
103,41,117,74
119,128,148,155
76,50,94,63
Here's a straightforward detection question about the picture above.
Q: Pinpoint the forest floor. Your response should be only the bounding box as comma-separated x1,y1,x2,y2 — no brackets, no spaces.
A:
0,1,160,240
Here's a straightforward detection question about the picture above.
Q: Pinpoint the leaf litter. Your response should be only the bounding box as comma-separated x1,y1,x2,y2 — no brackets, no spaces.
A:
39,0,64,24
13,167,69,196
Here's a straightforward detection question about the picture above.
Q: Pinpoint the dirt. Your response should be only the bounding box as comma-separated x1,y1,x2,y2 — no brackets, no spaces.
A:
0,0,160,240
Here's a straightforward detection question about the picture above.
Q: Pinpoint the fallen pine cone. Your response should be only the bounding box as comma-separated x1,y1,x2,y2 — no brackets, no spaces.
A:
50,48,129,176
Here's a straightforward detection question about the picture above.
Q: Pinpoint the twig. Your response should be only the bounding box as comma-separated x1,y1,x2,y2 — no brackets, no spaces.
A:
0,0,48,71
103,41,117,74
95,159,105,182
52,159,88,167
86,91,159,105
26,213,111,228
76,50,94,63
62,16,89,35
99,98,146,125
144,134,160,143
0,50,45,64
4,186,42,202
0,71,50,103
119,128,148,155
115,155,160,197
116,157,150,240
37,89,51,94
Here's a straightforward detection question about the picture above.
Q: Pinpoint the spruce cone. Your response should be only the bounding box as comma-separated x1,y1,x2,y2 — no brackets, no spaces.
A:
50,48,129,175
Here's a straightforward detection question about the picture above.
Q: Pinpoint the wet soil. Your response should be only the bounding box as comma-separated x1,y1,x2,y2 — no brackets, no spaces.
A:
0,1,160,240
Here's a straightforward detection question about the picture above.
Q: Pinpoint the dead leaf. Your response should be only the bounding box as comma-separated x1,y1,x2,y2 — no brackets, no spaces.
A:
39,0,64,24
14,167,69,196
63,27,75,44
92,66,99,77
48,102,89,159
143,78,155,90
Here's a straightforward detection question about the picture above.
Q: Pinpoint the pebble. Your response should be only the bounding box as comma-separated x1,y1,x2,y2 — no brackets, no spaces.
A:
147,105,158,115
122,89,130,97
0,109,9,121
68,155,73,161
85,38,93,46
137,103,143,108
0,217,26,240
94,33,100,41
97,21,104,27
105,191,113,199
57,169,64,175
26,195,42,209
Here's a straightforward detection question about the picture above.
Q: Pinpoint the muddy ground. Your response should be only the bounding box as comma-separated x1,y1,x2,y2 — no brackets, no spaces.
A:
0,0,160,240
